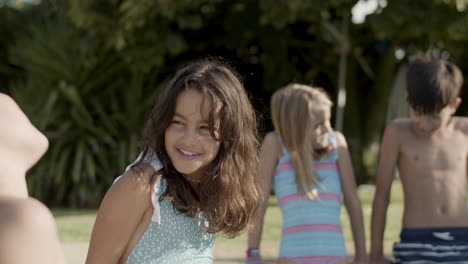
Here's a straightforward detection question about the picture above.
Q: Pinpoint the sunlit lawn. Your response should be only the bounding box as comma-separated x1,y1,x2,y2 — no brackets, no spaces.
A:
53,209,96,242
53,180,404,245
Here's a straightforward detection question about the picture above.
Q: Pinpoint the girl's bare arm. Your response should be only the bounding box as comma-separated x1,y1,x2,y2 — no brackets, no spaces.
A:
247,132,280,249
86,166,154,264
336,132,367,263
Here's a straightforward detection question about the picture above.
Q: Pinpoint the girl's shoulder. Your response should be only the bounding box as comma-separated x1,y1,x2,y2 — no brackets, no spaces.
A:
262,131,282,156
331,130,346,146
116,152,163,191
112,164,157,201
264,131,280,143
125,152,162,173
96,165,156,232
87,165,158,263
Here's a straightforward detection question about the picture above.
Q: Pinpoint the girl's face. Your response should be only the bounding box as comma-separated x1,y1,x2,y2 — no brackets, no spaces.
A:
165,89,221,181
311,105,331,150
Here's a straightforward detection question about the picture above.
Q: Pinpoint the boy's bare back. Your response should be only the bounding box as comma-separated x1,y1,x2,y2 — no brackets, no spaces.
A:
389,116,468,227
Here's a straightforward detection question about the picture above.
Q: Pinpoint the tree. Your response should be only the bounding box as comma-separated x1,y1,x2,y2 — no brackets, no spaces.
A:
356,0,468,181
9,1,154,206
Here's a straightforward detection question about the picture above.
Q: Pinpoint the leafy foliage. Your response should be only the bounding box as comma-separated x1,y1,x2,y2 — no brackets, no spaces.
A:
0,6,29,93
10,4,154,206
68,0,216,73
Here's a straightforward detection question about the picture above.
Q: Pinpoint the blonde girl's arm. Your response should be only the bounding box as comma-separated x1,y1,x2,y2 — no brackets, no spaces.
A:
86,165,154,264
246,132,280,262
370,123,399,264
335,132,367,264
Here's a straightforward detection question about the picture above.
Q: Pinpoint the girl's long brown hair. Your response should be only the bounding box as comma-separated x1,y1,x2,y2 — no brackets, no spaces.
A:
271,84,332,199
134,58,260,238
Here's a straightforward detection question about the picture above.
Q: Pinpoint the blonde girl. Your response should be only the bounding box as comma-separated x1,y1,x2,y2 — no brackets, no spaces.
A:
247,84,367,264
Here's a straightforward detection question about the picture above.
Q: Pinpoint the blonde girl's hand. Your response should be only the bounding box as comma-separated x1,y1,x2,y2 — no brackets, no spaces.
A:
245,248,262,264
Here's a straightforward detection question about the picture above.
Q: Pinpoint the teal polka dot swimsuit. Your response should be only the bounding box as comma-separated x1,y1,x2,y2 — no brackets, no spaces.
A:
122,155,216,264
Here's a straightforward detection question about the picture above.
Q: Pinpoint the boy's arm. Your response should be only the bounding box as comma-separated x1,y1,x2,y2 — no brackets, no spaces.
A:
370,123,400,263
336,132,367,263
246,132,279,262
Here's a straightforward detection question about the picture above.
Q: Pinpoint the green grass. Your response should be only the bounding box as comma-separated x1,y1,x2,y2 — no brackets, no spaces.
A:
53,180,404,244
52,209,96,242
341,180,403,243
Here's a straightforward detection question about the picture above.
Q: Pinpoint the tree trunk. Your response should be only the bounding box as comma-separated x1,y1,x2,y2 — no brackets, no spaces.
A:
361,41,397,183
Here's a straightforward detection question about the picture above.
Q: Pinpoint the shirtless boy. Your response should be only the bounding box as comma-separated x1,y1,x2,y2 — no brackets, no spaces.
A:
370,59,468,263
0,93,66,264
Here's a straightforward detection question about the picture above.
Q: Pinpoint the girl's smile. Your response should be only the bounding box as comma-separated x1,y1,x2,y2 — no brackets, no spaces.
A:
165,89,221,181
176,147,201,160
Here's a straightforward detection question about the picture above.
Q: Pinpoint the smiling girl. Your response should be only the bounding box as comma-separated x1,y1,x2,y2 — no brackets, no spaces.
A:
86,59,261,264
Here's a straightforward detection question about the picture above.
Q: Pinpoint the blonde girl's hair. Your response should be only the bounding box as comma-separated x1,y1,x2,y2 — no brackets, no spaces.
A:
271,84,332,199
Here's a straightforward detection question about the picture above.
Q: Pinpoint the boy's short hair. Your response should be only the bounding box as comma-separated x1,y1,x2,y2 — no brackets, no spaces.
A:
406,59,464,114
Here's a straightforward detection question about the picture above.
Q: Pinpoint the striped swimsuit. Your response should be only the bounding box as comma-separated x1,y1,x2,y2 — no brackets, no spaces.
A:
273,131,347,264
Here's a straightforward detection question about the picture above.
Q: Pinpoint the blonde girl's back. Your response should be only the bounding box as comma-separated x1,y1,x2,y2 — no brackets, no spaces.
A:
247,84,367,264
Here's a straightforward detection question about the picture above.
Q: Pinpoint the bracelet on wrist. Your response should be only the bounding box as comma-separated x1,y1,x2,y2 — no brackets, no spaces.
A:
246,248,261,257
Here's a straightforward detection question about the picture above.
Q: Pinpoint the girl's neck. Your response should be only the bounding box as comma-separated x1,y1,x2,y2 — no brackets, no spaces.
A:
182,174,201,190
187,181,200,190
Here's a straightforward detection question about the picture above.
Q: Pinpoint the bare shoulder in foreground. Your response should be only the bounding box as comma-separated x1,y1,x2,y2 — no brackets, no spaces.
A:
0,198,66,264
0,93,49,169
